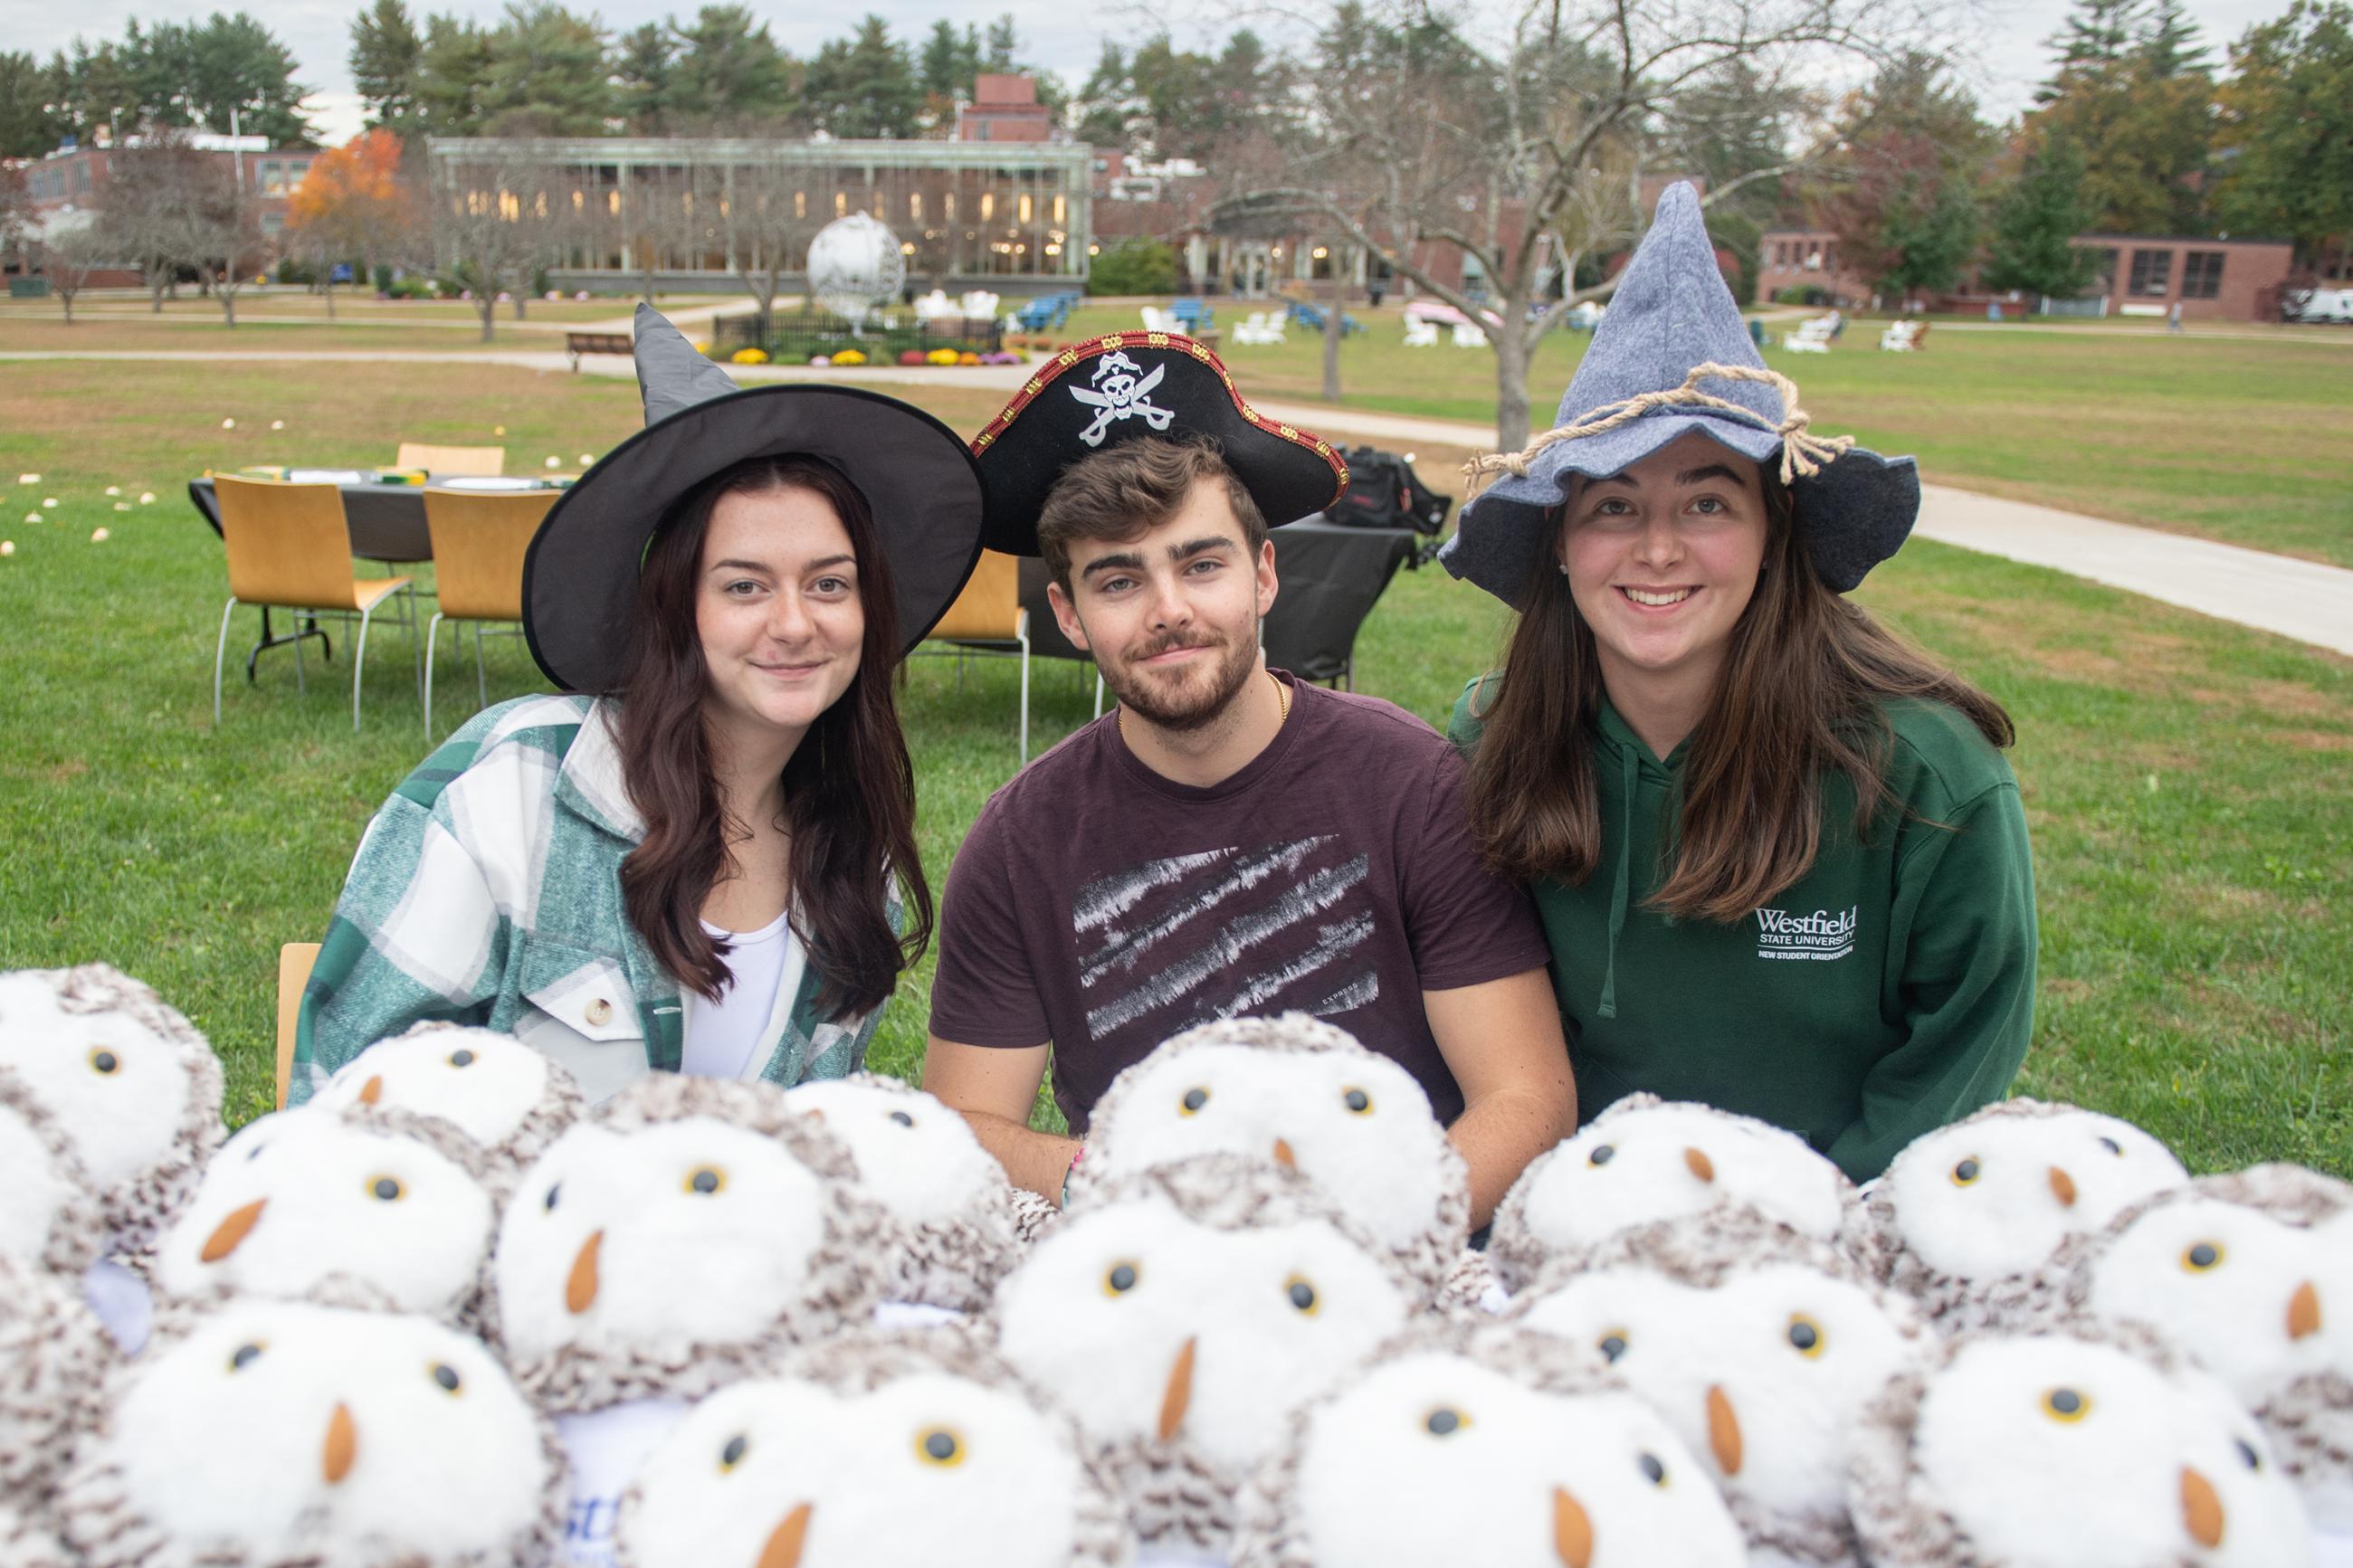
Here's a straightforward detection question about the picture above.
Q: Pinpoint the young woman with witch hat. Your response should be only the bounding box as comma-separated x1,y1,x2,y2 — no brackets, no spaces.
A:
1443,184,2036,1183
291,306,986,1104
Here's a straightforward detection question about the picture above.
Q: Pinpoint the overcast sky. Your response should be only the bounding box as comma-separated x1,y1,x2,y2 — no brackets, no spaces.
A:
14,0,2300,147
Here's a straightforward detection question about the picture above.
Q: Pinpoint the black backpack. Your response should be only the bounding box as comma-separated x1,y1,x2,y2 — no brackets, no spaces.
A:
1326,445,1454,537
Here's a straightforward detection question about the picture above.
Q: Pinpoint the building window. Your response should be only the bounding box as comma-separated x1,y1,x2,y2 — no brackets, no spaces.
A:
980,192,995,221
2128,248,2171,296
2183,250,2224,299
259,160,283,195
73,162,91,193
834,191,847,217
910,191,922,221
1053,194,1065,224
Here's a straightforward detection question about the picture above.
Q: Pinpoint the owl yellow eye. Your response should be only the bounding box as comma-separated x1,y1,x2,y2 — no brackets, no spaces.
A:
430,1363,462,1394
719,1434,748,1472
88,1047,120,1076
1787,1315,1825,1356
1103,1261,1140,1296
2042,1387,2091,1422
1179,1087,1208,1115
916,1428,964,1467
1598,1330,1629,1363
1424,1407,1468,1436
228,1342,265,1372
1950,1158,1981,1186
1285,1275,1319,1315
1343,1088,1372,1114
2182,1241,2225,1272
685,1166,725,1195
1638,1452,1668,1487
367,1175,405,1202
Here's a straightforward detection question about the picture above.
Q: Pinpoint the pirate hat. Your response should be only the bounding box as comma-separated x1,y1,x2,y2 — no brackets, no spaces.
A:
523,304,986,693
1439,183,1919,607
969,331,1349,555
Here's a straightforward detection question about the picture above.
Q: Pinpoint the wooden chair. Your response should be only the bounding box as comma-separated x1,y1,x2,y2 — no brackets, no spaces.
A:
421,487,557,736
275,942,321,1108
395,442,505,476
916,551,1034,764
210,475,420,731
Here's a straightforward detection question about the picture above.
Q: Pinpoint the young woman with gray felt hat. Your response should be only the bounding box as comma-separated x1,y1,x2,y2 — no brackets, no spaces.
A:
293,305,986,1106
1443,183,2036,1183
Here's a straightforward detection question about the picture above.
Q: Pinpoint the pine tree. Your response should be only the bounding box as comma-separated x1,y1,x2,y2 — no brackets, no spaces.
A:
802,16,918,138
2139,0,2211,77
1982,138,2101,300
477,2,614,136
613,24,675,132
984,16,1020,73
2037,0,2148,100
350,0,424,130
668,5,794,128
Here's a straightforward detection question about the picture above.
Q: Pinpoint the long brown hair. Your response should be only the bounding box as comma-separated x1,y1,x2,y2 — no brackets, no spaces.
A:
613,453,932,1017
1464,466,2013,922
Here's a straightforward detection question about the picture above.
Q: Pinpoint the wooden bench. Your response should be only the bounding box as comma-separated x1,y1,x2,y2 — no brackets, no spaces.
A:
565,331,634,371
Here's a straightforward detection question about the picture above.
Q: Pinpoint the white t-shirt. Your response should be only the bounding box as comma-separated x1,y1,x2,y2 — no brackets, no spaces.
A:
679,909,805,1080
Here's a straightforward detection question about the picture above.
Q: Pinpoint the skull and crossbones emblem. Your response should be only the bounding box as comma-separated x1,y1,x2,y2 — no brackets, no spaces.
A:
1067,350,1173,446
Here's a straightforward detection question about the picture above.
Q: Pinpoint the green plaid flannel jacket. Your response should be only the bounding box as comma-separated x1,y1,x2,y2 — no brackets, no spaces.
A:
291,694,888,1104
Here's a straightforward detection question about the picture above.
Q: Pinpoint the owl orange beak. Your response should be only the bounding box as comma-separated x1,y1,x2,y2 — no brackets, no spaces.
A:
1706,1384,1743,1476
756,1502,813,1568
1552,1485,1593,1568
357,1074,385,1106
322,1402,357,1486
566,1231,603,1314
1271,1139,1297,1169
1156,1336,1196,1441
2182,1465,2224,1547
2288,1280,2322,1341
1684,1147,1715,1183
199,1199,267,1263
2048,1166,2078,1208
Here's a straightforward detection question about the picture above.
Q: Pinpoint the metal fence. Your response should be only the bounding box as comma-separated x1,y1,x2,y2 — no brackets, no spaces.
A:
713,309,1003,363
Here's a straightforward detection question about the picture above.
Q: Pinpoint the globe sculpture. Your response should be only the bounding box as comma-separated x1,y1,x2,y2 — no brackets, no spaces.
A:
806,212,907,332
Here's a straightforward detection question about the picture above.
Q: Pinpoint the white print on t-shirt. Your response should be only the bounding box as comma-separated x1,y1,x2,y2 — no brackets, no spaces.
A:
1073,834,1379,1036
553,1397,691,1568
1754,904,1860,962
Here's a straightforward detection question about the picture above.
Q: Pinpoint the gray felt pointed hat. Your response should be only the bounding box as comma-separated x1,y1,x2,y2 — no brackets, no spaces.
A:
1438,182,1919,607
522,303,986,693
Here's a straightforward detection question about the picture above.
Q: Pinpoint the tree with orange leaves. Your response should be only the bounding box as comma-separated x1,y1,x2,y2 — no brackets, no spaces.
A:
286,128,419,318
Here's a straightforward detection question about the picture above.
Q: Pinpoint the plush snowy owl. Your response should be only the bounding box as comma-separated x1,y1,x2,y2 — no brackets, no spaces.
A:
311,1022,584,1187
1066,1015,1471,1303
0,1501,71,1568
1510,1211,1929,1566
992,1154,1417,1552
493,1073,891,1411
54,1295,564,1568
618,1326,1134,1568
1235,1321,1746,1568
784,1073,1024,1311
0,964,224,1249
1488,1094,1863,1294
2063,1164,2353,1534
1848,1322,2311,1568
1868,1098,2189,1332
0,1064,103,1278
0,1251,114,1506
151,1101,500,1328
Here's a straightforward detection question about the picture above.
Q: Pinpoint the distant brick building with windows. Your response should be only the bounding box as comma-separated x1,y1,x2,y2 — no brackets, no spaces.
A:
955,75,1054,143
5,135,318,287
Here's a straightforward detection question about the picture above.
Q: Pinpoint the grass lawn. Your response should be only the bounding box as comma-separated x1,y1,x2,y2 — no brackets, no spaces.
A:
0,356,2344,1175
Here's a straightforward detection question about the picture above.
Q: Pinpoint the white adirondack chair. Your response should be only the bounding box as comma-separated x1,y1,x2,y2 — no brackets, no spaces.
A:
1232,310,1286,346
1782,316,1835,353
1879,319,1925,351
1403,318,1440,347
960,290,1001,321
1451,321,1487,348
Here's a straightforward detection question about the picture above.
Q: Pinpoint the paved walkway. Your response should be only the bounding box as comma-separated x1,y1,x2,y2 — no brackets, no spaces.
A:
9,348,2348,658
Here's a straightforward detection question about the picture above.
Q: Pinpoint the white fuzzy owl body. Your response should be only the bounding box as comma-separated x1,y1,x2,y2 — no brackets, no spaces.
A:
1236,1321,1746,1568
1868,1098,2190,1333
1848,1322,2311,1568
786,1073,1025,1310
1068,1015,1471,1302
2063,1164,2353,1534
992,1155,1417,1552
1488,1094,1863,1294
1510,1212,1929,1566
0,1252,114,1507
492,1074,891,1412
151,1102,500,1327
53,1296,564,1568
0,965,224,1251
0,1065,102,1279
312,1022,584,1186
619,1326,1135,1568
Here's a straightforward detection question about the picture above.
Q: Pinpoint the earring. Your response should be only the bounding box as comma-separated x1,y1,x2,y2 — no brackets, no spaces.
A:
1557,561,1568,575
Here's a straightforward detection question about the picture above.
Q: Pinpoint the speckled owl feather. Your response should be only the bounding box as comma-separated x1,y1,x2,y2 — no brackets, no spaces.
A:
1234,1319,1621,1568
501,1074,893,1411
1489,1092,1872,1295
0,1252,115,1506
0,1064,104,1278
315,1021,586,1194
0,1502,72,1568
1069,1013,1472,1304
53,1290,567,1568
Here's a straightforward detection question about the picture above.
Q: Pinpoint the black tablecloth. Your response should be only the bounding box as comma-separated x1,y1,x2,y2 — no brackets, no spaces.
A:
188,479,435,563
1017,519,1419,684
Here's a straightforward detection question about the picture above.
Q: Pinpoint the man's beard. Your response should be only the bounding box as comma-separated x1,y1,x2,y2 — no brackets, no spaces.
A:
1101,622,1259,734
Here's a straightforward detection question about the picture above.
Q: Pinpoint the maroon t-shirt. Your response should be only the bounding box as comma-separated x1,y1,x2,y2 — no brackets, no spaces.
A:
927,674,1552,1133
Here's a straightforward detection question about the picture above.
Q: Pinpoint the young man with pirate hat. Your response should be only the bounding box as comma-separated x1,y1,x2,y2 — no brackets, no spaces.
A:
921,332,1574,1224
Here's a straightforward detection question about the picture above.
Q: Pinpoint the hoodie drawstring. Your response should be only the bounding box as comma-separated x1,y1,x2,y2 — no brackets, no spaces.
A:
1597,741,1637,1020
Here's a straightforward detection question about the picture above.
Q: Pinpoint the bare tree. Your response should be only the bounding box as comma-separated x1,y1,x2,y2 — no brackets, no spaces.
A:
430,142,567,341
1217,0,1933,445
99,137,221,313
715,150,814,345
40,213,110,325
189,159,268,328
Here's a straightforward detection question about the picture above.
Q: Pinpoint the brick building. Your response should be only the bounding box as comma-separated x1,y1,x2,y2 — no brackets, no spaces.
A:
954,75,1054,144
5,134,318,287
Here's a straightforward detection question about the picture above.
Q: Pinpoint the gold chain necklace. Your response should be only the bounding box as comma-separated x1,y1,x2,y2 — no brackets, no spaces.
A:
1118,670,1290,744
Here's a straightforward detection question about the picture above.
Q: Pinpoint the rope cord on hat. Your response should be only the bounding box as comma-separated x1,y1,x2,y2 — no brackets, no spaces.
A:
1462,362,1855,495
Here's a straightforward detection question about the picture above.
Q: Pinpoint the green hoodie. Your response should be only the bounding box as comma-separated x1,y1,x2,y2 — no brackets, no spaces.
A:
1449,680,2035,1182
